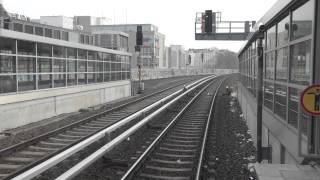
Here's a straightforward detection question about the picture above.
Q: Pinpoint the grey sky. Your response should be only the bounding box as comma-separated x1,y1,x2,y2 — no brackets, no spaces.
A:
3,0,277,52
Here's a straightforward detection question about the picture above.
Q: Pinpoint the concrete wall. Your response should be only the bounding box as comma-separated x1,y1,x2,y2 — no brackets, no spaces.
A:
0,80,131,132
237,82,308,164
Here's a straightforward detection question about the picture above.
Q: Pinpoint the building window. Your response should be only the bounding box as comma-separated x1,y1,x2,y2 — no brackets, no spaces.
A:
88,51,98,60
0,75,16,93
53,59,66,73
80,34,85,44
87,73,96,83
78,49,87,60
38,58,52,73
264,81,274,111
277,15,290,47
266,25,276,50
67,74,76,86
45,28,53,38
275,84,287,120
104,72,110,82
18,74,36,91
53,46,66,58
276,47,288,81
104,61,110,72
78,61,86,72
54,74,66,87
17,40,35,55
265,51,275,79
291,0,313,41
38,74,52,89
35,27,44,36
25,25,34,34
78,73,86,84
53,30,61,39
288,88,299,128
13,23,23,32
62,31,69,41
85,35,89,44
67,48,77,59
18,57,35,73
290,40,311,85
37,43,52,57
67,60,77,72
0,56,16,74
87,61,95,72
0,37,16,54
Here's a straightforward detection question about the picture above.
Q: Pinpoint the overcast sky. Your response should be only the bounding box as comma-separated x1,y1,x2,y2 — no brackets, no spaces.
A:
3,0,277,52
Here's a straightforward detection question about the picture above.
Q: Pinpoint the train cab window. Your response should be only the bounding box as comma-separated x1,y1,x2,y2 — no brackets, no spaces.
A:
291,0,313,41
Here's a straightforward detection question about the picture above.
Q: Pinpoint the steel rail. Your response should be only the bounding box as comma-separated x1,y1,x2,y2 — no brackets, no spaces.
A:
11,75,215,180
195,79,224,180
120,78,220,180
55,76,217,180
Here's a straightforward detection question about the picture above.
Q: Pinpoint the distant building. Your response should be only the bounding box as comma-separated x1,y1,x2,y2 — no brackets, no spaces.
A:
91,24,165,69
188,48,217,69
40,16,74,30
74,16,111,32
167,45,188,69
93,30,129,52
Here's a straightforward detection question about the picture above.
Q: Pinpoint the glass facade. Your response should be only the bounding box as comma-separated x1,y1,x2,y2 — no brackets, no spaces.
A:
238,0,314,134
0,36,131,94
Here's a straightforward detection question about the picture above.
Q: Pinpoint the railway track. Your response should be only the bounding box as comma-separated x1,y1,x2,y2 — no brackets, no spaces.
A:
0,76,211,180
119,77,224,180
51,75,225,180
